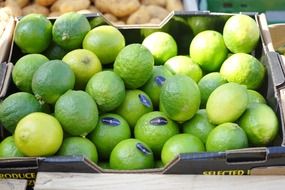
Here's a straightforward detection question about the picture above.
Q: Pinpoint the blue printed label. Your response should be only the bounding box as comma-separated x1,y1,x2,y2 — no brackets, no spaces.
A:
101,117,120,126
138,94,152,108
155,76,166,86
150,117,168,126
136,143,152,155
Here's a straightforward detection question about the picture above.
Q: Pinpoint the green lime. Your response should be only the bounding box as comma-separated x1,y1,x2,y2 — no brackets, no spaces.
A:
182,109,215,143
239,103,278,146
116,90,153,128
0,136,24,158
160,75,200,122
206,83,248,125
142,32,177,65
223,14,260,53
62,49,102,89
109,138,154,170
44,42,68,60
0,92,42,133
54,90,98,136
141,66,173,108
52,12,91,50
134,111,179,157
220,53,265,90
14,14,52,53
14,112,63,156
154,160,164,168
161,134,205,166
247,90,266,106
114,43,154,89
57,137,98,163
83,25,125,64
198,72,227,108
206,122,248,152
187,16,219,35
12,54,49,93
164,55,203,82
32,60,75,104
97,162,110,169
88,113,131,160
190,30,228,72
85,71,125,112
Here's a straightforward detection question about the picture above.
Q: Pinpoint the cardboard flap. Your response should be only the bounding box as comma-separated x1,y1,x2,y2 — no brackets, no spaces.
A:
0,157,38,168
38,156,101,173
163,147,285,174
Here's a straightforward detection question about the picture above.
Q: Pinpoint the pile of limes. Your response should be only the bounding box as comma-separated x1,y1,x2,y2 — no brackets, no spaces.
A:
0,13,280,170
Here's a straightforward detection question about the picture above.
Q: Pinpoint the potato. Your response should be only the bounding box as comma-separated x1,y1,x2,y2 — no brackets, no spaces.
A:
149,18,161,24
96,0,140,17
4,0,22,17
103,13,118,22
88,6,99,13
146,5,169,20
14,0,30,8
141,0,166,7
49,11,61,17
127,6,151,24
166,0,183,11
22,3,50,16
51,0,90,13
35,0,57,6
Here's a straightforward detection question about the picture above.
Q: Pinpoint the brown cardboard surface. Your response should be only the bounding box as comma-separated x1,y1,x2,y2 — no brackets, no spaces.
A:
269,24,285,50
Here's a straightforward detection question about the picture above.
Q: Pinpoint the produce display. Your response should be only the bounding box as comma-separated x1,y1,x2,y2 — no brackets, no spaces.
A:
0,12,280,170
0,0,184,24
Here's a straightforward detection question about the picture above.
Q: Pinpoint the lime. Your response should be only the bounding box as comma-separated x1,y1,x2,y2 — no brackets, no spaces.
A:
206,83,248,125
247,90,266,106
142,32,177,65
134,111,179,157
12,54,49,93
62,49,102,89
97,162,110,169
198,72,227,108
57,137,98,163
187,16,219,35
14,112,63,156
114,43,154,89
44,42,68,60
161,134,205,166
0,92,42,133
141,66,173,108
54,90,98,136
109,138,154,170
160,75,200,122
239,103,278,146
223,14,260,53
32,60,75,104
182,109,215,143
0,136,24,158
88,113,131,160
206,122,248,152
14,14,52,53
220,53,265,90
83,25,125,64
52,12,91,50
116,90,153,128
155,160,164,168
85,71,125,112
190,30,228,72
164,55,203,82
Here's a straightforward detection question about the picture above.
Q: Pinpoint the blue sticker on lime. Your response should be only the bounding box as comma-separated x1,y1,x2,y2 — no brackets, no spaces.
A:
136,143,151,155
150,117,168,126
155,76,166,86
138,94,151,107
101,117,120,126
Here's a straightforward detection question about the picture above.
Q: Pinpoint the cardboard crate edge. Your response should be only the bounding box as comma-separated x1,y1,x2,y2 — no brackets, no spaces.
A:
1,12,285,176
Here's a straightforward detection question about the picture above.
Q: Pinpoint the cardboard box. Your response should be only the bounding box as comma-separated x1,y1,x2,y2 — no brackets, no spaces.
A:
1,11,285,190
